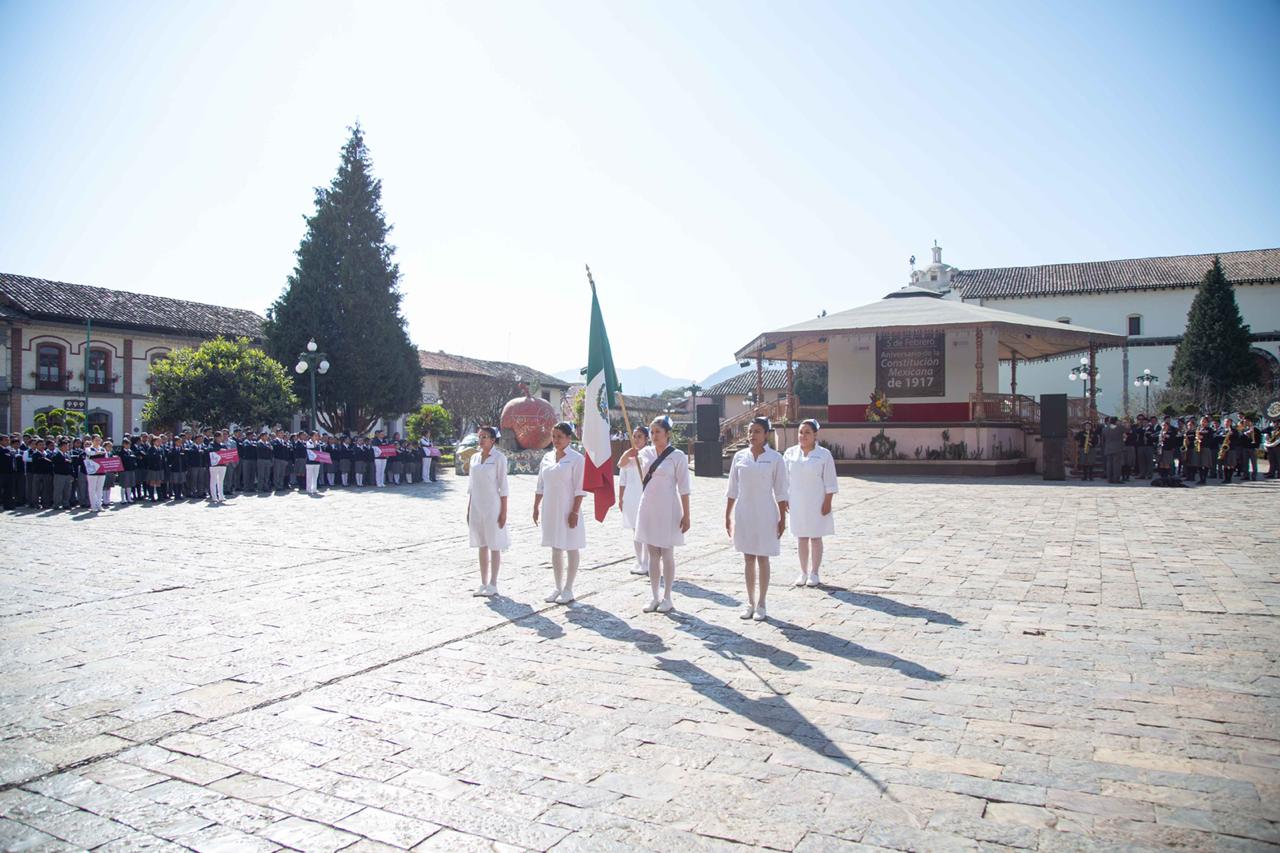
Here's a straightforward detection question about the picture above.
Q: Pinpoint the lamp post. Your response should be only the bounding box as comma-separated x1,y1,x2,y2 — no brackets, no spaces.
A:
1068,357,1100,419
684,383,703,441
294,338,330,432
1133,369,1159,416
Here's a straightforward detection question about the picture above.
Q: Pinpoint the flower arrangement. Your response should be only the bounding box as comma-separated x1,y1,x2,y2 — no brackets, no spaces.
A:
865,389,892,422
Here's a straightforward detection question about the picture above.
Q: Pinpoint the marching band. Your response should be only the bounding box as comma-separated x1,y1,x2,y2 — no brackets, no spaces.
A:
1074,412,1278,484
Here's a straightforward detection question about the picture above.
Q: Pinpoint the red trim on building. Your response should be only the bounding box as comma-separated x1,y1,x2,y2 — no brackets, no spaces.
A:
828,402,971,422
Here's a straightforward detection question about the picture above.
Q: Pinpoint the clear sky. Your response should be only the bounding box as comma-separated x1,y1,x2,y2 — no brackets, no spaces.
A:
2,0,1277,384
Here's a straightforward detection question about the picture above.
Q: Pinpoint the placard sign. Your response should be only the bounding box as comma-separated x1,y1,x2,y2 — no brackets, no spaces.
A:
85,456,123,474
876,331,945,397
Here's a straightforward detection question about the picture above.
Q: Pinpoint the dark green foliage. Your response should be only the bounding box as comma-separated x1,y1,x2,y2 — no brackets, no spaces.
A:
1169,257,1258,409
141,337,298,430
406,403,453,442
795,362,828,405
266,124,421,434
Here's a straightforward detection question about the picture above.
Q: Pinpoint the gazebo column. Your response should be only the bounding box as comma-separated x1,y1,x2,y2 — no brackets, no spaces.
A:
973,326,985,422
755,351,764,412
1088,341,1098,421
786,339,795,420
1010,352,1018,398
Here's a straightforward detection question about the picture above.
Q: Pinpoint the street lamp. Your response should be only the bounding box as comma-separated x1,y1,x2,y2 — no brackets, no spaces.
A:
1068,356,1100,417
684,383,703,442
295,338,330,432
1133,369,1160,416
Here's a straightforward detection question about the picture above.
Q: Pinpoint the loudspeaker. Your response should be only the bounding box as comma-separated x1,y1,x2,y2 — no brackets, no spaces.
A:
1040,393,1068,439
693,441,722,477
696,405,720,443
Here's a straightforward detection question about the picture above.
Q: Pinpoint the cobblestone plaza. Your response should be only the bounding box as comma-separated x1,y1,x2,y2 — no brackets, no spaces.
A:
2,472,1277,851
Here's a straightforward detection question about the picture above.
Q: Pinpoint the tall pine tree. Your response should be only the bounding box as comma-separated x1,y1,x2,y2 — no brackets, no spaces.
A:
1169,256,1257,410
266,124,421,433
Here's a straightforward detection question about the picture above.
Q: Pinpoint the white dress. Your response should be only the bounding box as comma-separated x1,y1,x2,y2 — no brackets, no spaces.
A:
467,449,510,550
619,457,643,530
633,446,691,548
536,447,588,550
726,446,790,556
783,444,838,538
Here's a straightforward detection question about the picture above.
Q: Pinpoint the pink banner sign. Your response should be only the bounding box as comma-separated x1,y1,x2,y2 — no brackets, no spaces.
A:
85,456,123,474
308,449,333,465
209,448,239,466
374,444,398,458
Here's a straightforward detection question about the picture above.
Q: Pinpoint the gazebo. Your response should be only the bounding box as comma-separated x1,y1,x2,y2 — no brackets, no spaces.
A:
732,286,1127,471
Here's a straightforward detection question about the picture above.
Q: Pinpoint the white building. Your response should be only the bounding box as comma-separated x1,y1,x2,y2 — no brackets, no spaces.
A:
0,273,265,437
912,245,1280,416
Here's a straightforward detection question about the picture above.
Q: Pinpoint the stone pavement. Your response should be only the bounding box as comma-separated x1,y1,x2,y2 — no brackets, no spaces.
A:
1,471,1278,852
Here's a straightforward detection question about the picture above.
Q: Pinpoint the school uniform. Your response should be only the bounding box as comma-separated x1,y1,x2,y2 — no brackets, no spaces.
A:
783,444,838,538
303,440,322,494
291,439,308,489
371,438,388,487
271,438,291,490
337,441,354,485
633,445,692,549
467,449,510,550
321,441,336,487
222,438,238,495
11,442,28,507
0,445,15,510
29,448,54,508
117,447,136,502
51,449,75,509
726,446,790,557
535,446,588,551
1136,424,1156,479
72,448,87,507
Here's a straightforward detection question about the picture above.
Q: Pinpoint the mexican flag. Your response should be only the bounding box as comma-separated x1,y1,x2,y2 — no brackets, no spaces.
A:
582,280,620,522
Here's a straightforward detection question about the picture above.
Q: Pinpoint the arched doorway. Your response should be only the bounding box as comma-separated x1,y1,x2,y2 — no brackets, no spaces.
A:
1251,346,1279,392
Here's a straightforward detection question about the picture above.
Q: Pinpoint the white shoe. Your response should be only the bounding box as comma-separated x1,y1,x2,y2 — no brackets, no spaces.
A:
555,590,575,605
753,605,768,621
739,606,755,620
630,565,648,575
656,599,673,613
545,591,561,603
794,574,808,587
472,586,489,597
806,572,821,587
643,599,660,613
483,584,497,597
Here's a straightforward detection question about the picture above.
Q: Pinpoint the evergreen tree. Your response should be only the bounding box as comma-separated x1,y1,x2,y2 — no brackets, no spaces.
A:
1169,257,1257,410
266,124,421,434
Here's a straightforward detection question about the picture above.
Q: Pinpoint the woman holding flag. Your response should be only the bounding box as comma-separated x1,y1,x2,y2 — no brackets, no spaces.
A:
467,426,509,597
617,425,651,576
304,431,323,495
534,421,588,604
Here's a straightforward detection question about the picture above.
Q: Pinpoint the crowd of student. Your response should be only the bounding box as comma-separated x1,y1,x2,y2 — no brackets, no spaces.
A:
0,427,441,511
1074,412,1279,484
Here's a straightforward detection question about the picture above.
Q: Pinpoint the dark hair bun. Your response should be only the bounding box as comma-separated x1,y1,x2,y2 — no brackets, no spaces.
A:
751,416,773,432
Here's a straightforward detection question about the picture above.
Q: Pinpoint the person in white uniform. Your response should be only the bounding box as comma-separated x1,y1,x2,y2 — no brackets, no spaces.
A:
725,417,789,621
617,425,651,576
83,435,107,512
304,431,323,495
783,419,838,587
467,426,509,597
533,421,588,604
620,415,691,614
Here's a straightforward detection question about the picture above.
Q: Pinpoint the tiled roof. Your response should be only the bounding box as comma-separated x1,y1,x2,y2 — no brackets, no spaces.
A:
418,350,569,388
951,248,1280,299
704,369,790,397
0,272,265,338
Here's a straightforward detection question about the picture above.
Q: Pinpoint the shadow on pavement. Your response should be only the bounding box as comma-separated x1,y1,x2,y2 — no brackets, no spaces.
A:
655,656,887,792
671,580,740,607
772,619,946,682
565,603,667,652
485,597,565,639
670,611,810,671
825,588,963,626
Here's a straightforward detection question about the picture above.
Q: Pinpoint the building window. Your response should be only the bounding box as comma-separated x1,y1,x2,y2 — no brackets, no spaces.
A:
1056,317,1071,324
86,410,111,439
1127,315,1142,336
36,344,67,390
87,348,111,392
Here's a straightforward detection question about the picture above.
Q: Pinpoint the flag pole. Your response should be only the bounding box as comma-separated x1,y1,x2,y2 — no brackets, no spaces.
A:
585,264,632,438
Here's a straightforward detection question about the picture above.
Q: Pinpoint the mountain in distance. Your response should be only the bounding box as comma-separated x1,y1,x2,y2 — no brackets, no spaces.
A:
698,363,744,389
553,365,694,396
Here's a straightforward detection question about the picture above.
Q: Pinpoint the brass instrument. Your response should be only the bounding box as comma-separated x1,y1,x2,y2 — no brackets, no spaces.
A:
1195,427,1203,454
1218,427,1232,462
1182,428,1193,454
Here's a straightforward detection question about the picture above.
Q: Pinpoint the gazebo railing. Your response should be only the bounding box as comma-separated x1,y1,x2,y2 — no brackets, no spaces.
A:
719,397,793,443
970,393,1041,427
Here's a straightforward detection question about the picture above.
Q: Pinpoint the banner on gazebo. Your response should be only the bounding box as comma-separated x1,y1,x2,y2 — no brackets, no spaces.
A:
876,331,944,398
